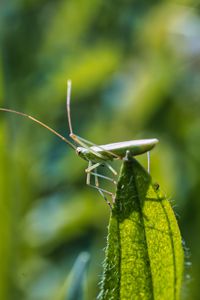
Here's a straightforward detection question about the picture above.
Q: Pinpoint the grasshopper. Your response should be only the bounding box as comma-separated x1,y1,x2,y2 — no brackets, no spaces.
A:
0,80,158,207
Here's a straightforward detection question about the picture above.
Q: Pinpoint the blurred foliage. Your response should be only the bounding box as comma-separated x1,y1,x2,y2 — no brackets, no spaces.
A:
0,0,200,299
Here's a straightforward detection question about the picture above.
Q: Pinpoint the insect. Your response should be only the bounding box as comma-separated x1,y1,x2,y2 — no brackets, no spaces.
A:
0,80,158,207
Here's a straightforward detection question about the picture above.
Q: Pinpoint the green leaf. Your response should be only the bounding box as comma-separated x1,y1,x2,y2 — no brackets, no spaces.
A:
99,157,184,300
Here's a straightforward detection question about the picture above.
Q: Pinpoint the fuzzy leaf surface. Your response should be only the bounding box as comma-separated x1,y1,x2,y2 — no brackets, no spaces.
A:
99,158,184,300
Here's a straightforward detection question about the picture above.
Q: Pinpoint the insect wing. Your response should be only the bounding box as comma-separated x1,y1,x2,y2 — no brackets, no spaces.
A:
90,138,159,157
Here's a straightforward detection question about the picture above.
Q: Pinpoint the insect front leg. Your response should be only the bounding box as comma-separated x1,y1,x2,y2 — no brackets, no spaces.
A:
104,162,118,176
94,167,99,187
86,161,117,186
86,161,92,185
93,169,116,206
90,172,117,185
73,134,121,159
72,134,105,159
86,162,112,208
85,162,102,173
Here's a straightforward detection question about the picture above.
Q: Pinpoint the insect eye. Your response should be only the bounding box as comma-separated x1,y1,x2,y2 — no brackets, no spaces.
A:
76,148,82,155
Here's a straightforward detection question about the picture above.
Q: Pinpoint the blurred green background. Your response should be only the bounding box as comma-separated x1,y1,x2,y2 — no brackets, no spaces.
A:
0,0,200,299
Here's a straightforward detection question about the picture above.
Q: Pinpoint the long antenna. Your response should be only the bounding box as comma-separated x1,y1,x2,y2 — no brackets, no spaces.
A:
66,80,73,135
0,108,76,150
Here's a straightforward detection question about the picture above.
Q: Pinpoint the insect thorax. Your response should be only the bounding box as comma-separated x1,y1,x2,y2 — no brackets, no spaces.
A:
76,147,110,163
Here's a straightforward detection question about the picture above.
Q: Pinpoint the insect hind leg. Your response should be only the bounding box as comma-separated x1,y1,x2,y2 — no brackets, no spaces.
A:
86,162,114,208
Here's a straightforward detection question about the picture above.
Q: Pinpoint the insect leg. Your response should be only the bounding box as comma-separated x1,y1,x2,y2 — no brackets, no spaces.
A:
73,135,121,160
104,162,118,176
85,162,101,173
73,134,106,159
90,172,117,185
92,168,116,206
86,162,112,208
96,188,112,209
86,161,117,185
86,161,92,185
94,167,99,187
93,169,116,206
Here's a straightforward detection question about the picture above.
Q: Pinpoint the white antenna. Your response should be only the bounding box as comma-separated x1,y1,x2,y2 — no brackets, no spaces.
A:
66,79,73,136
0,108,76,150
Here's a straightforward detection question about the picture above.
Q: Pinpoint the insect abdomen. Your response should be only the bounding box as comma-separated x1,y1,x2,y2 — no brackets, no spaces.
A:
90,138,158,159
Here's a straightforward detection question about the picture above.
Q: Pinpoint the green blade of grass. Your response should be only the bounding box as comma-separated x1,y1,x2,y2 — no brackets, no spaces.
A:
99,157,184,300
56,252,90,300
